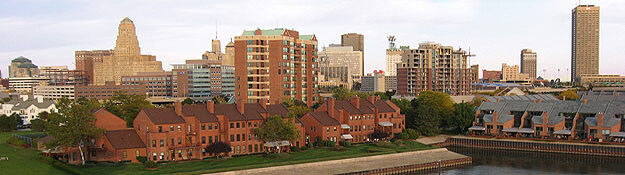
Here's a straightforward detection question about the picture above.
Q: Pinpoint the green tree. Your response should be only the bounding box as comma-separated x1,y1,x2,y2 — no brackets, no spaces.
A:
415,91,455,128
205,142,232,158
104,92,153,127
450,103,476,133
558,89,579,101
11,113,23,127
413,105,440,136
253,115,301,153
0,114,17,131
281,97,306,108
182,98,195,105
46,98,105,165
1,97,11,103
332,87,356,100
288,105,312,118
212,96,227,104
31,119,46,132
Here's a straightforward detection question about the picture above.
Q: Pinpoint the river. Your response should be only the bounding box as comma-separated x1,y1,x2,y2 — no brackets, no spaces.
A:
431,146,625,175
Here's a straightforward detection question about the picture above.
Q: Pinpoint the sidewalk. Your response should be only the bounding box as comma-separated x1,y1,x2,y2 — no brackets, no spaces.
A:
415,135,451,145
208,148,468,175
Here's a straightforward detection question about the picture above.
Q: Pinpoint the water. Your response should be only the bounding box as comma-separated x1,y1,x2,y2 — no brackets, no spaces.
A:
436,146,625,175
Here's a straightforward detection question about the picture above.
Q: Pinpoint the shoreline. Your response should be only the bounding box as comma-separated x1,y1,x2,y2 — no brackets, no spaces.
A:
208,148,470,175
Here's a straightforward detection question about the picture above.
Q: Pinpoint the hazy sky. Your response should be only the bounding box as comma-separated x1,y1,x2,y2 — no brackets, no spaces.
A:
1,0,624,81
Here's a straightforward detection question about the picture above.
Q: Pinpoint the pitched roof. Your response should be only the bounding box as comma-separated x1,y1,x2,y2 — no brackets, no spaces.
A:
242,28,285,36
334,98,376,115
214,104,246,121
309,111,340,126
104,129,146,150
142,108,186,124
6,98,56,110
244,103,267,120
182,105,218,123
266,104,289,118
375,100,397,113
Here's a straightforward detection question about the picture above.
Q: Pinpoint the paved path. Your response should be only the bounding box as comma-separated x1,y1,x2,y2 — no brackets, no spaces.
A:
415,135,451,145
208,148,468,175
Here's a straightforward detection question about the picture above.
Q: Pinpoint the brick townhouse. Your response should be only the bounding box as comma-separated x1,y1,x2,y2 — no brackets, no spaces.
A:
133,99,306,162
301,96,405,146
60,108,146,164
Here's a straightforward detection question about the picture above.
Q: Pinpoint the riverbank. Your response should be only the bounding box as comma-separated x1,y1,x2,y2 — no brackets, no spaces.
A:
210,148,470,175
440,135,625,157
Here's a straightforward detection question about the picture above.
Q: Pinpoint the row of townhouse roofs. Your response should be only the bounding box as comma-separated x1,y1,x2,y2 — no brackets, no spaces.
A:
38,96,405,164
471,92,625,142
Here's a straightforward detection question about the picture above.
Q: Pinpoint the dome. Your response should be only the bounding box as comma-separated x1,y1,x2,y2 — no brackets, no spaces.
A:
120,17,134,24
17,62,38,68
226,41,234,47
12,56,31,63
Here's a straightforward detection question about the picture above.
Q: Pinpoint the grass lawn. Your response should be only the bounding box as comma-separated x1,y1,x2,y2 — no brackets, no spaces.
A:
79,141,435,175
0,131,67,174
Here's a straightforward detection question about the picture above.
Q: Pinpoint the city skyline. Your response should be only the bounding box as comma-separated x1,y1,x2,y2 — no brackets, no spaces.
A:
2,0,625,81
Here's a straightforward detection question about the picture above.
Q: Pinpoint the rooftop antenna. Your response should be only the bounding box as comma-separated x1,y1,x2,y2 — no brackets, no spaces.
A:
215,21,218,40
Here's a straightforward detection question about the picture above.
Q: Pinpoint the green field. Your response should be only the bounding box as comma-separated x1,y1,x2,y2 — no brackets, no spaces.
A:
0,131,67,174
0,131,434,175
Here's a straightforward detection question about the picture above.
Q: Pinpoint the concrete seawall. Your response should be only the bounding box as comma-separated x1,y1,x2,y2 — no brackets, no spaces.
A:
442,136,625,157
208,148,470,175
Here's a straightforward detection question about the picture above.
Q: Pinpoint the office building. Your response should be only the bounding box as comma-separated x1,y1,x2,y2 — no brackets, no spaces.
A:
520,49,537,80
75,81,146,100
8,56,39,78
121,71,186,98
361,70,385,93
577,74,625,86
483,70,502,83
396,42,473,96
234,28,319,106
501,64,531,82
41,69,88,86
33,85,75,100
571,5,600,82
92,17,163,85
172,59,235,100
470,65,479,84
385,76,397,91
341,33,364,76
75,50,114,84
8,77,49,93
319,44,363,83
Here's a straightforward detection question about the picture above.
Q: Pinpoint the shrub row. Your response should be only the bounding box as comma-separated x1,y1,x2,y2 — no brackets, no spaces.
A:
318,140,336,147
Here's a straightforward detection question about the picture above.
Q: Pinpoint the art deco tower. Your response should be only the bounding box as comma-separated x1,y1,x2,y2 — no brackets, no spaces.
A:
114,17,141,57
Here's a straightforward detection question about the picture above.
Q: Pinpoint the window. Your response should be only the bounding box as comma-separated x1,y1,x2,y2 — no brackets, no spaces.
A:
334,127,337,131
208,124,213,130
178,137,182,144
177,125,181,131
230,123,234,128
201,124,205,130
230,135,234,142
249,134,252,140
215,124,219,130
209,136,213,143
602,130,611,135
326,127,330,132
158,126,163,132
122,151,127,158
170,126,174,131
237,134,240,141
152,140,156,147
171,138,174,145
136,150,140,156
249,145,253,153
160,140,164,147
236,123,240,128
254,122,258,127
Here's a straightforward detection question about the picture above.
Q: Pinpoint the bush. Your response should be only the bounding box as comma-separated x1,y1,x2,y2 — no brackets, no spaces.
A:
318,140,336,147
136,156,147,163
6,136,25,147
406,129,420,139
393,139,404,145
143,160,158,168
307,141,313,148
375,141,396,148
339,141,352,147
395,132,409,140
328,146,346,151
290,146,301,152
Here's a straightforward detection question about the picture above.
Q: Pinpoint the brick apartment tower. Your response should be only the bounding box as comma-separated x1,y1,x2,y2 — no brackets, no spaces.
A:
234,28,319,106
341,33,364,76
520,49,537,80
571,5,600,83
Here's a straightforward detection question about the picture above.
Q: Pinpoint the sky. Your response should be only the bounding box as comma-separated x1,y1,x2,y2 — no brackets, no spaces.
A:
1,0,624,81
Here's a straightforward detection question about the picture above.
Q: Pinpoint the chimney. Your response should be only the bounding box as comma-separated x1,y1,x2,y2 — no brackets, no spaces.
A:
338,109,345,123
496,98,500,102
582,98,588,104
174,101,182,116
532,99,537,103
368,96,376,104
206,101,215,113
260,98,267,109
563,96,566,101
493,112,499,123
597,112,604,127
237,99,245,114
538,99,543,103
349,96,360,109
328,97,335,117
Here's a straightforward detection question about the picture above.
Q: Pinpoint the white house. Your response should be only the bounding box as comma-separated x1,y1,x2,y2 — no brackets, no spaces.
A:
0,95,56,125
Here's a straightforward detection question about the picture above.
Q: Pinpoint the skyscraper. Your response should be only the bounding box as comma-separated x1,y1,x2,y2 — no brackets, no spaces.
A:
520,49,537,80
571,5,600,83
91,17,163,85
341,33,364,76
234,28,319,106
319,44,363,84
